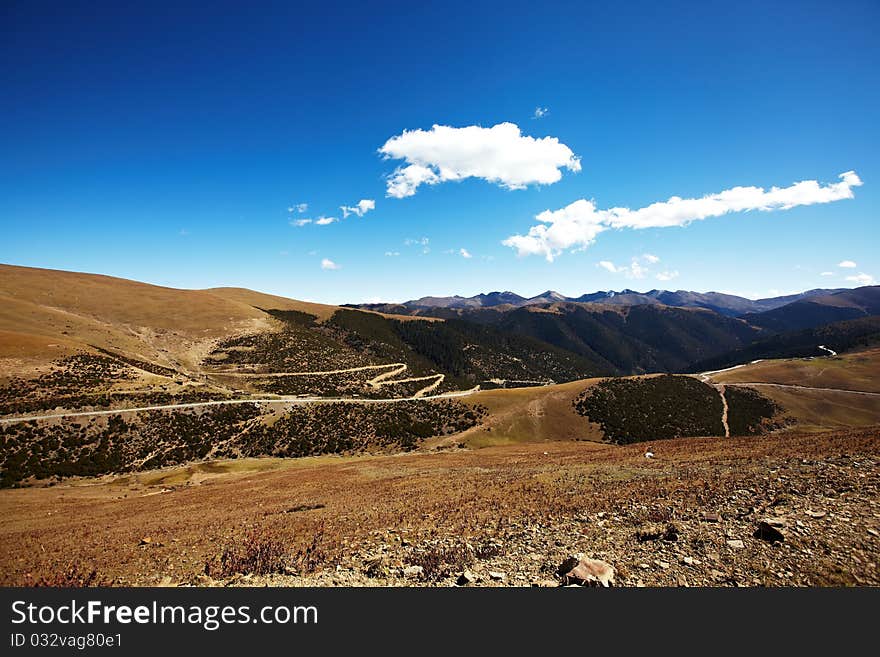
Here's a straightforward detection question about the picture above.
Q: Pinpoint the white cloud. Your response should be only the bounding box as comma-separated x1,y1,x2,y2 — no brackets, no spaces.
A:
819,271,834,276
656,270,679,281
340,199,376,218
459,248,473,259
288,203,308,213
379,122,581,198
384,251,400,257
597,259,646,279
643,253,660,264
845,272,875,285
404,237,429,246
838,260,857,268
320,258,341,270
504,171,863,261
533,107,549,119
291,218,312,227
315,216,338,226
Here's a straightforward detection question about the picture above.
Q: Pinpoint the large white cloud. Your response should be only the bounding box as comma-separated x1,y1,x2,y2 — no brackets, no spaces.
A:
504,171,862,261
379,122,581,198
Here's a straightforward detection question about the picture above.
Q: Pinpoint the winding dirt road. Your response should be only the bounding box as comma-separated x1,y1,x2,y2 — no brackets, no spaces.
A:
0,387,481,426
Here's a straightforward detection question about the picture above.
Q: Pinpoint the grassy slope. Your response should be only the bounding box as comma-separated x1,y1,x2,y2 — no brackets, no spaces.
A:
706,348,880,431
713,347,880,393
753,386,880,432
0,264,426,374
443,379,604,448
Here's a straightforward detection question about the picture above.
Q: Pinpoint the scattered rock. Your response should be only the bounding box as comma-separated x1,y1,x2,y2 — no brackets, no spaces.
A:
754,519,787,543
560,557,615,587
532,579,558,588
804,510,826,519
727,539,745,549
456,570,476,586
701,512,721,523
488,571,506,581
402,565,424,578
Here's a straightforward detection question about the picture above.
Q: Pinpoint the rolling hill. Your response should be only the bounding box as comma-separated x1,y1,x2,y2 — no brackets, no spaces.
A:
688,315,880,373
741,286,880,332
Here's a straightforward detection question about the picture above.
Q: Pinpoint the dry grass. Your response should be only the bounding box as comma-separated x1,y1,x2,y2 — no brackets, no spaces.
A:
0,264,432,378
713,348,880,393
437,379,604,448
1,426,877,586
757,386,880,432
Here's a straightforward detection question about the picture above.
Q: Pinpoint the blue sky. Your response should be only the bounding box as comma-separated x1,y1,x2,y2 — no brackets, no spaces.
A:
1,0,878,304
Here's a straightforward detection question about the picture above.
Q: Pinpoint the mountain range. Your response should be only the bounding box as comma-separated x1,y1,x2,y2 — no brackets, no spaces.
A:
1,264,878,383
351,287,845,317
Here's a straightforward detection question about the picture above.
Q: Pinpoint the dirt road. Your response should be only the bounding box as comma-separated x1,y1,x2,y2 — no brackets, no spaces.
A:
0,387,480,426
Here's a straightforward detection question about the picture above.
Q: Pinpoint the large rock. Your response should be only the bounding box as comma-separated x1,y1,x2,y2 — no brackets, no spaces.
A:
559,557,615,587
754,518,787,543
456,570,476,586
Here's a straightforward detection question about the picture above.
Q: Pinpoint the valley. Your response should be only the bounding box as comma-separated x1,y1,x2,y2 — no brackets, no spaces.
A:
0,264,878,587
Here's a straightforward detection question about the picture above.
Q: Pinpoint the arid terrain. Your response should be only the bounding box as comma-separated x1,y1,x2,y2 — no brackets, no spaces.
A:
1,428,877,587
1,265,878,587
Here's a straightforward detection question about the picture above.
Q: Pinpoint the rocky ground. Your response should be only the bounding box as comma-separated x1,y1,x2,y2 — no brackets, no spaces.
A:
212,451,879,588
3,427,877,587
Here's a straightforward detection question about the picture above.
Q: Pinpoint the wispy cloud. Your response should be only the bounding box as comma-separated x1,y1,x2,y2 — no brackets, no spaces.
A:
533,106,549,119
340,199,376,218
845,272,875,285
598,254,675,280
597,258,647,279
459,248,473,259
504,171,863,261
314,216,338,226
320,258,341,270
379,122,580,198
838,260,857,268
384,251,400,257
291,218,312,227
288,203,308,213
819,271,834,276
404,237,430,246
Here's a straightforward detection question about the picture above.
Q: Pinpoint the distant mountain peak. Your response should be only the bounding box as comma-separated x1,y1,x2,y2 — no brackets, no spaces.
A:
377,287,850,317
